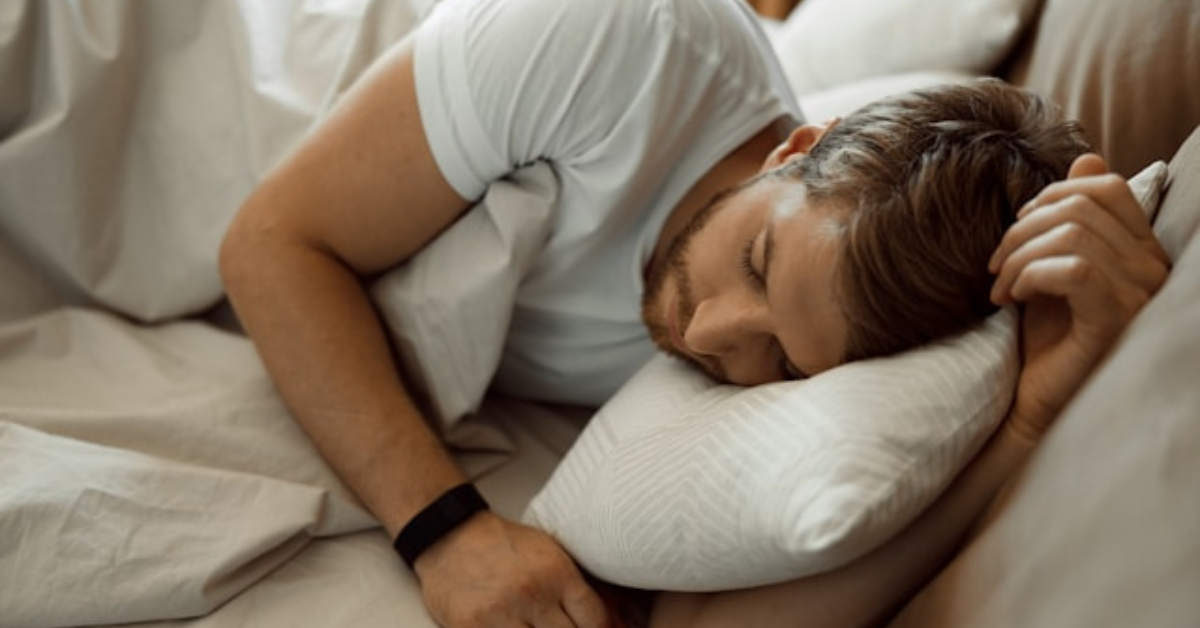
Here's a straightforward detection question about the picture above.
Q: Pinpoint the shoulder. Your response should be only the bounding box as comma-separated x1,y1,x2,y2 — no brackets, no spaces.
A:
411,0,791,196
421,0,763,60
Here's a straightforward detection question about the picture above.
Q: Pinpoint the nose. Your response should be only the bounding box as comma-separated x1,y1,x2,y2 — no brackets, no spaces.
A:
683,295,775,384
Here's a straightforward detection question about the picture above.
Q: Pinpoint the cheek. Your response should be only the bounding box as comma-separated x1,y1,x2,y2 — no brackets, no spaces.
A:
681,222,734,290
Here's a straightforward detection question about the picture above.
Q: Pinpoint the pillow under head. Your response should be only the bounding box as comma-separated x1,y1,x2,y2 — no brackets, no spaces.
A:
524,308,1017,591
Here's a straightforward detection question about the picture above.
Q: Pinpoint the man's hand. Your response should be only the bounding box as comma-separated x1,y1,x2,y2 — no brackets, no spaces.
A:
988,153,1171,443
414,511,617,628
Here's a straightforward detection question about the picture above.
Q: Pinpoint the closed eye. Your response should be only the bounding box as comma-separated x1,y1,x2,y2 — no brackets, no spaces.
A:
743,236,804,381
739,237,765,291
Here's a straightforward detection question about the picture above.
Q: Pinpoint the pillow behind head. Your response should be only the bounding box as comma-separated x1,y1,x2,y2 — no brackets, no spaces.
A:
1006,0,1200,177
767,0,1039,96
524,308,1017,591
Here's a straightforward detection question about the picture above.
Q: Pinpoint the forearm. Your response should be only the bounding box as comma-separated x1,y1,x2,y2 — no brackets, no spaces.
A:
652,424,1037,628
222,232,464,537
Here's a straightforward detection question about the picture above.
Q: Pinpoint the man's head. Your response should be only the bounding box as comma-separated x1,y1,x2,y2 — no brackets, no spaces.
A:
641,78,1092,384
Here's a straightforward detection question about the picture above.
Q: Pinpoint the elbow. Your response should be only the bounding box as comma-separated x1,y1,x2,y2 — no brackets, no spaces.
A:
219,194,274,300
218,208,250,297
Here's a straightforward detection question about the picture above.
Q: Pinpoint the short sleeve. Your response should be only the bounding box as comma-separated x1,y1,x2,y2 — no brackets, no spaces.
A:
412,0,800,201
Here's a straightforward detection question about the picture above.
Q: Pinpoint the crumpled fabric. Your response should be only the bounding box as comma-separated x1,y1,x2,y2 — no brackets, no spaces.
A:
0,0,432,322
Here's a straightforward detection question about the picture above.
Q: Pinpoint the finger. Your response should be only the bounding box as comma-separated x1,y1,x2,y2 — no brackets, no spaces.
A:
990,199,1170,302
991,173,1172,280
1066,152,1110,179
1007,256,1149,333
1020,154,1110,218
991,220,1128,305
1016,155,1155,241
991,191,1137,275
532,606,579,628
560,581,615,628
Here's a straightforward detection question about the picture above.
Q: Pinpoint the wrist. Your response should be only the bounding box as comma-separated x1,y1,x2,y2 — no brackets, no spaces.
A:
1002,400,1058,451
990,416,1043,469
394,483,490,571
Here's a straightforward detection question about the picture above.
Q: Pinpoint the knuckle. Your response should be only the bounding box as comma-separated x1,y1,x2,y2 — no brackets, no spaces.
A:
1056,221,1089,247
1059,193,1095,219
1139,259,1170,288
1096,172,1128,194
562,584,600,614
1033,180,1065,203
1064,256,1094,282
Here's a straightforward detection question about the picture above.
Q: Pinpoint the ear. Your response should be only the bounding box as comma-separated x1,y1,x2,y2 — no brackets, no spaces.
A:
760,118,840,173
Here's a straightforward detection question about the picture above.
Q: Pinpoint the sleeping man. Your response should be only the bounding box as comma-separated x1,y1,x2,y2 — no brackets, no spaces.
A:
218,0,1171,626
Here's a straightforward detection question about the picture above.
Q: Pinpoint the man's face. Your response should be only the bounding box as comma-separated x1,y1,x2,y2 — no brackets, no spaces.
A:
641,175,849,385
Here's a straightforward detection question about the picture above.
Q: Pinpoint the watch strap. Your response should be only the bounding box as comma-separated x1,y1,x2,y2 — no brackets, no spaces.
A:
393,483,490,570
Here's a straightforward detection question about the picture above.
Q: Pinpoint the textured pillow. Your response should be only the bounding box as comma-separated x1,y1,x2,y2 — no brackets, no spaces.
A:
1006,0,1200,177
766,0,1039,96
524,309,1017,591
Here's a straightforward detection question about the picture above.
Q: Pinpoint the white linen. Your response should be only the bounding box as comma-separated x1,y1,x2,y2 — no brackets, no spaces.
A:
798,71,977,123
0,0,431,323
0,5,580,625
525,310,1018,591
767,0,1040,96
0,309,372,627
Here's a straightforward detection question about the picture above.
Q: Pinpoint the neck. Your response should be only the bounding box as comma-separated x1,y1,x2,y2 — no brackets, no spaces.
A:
646,123,783,278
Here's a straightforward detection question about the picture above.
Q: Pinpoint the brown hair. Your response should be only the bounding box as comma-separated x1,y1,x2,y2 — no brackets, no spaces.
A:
777,78,1092,362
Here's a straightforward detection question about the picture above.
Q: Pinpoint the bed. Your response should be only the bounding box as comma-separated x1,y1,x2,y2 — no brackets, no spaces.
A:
2,0,1198,627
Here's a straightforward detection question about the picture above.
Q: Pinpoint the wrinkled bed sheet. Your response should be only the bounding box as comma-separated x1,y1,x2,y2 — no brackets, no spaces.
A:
0,2,593,627
0,0,428,322
0,308,590,628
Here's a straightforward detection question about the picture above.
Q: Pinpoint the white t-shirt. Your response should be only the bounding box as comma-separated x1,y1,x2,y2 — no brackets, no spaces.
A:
413,0,801,406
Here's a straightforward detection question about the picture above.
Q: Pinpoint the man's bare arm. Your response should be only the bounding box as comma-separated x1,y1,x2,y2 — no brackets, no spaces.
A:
220,38,613,628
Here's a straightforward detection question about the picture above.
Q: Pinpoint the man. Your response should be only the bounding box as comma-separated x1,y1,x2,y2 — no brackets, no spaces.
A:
219,0,1170,626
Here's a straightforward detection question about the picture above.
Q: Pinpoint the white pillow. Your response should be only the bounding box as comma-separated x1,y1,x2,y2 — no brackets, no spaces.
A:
524,308,1017,591
767,0,1040,96
798,70,976,124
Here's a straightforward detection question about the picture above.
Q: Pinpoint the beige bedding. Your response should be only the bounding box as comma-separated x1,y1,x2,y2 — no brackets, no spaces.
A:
0,0,429,322
0,308,588,628
10,0,1195,626
0,2,1020,624
0,3,586,626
